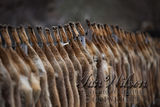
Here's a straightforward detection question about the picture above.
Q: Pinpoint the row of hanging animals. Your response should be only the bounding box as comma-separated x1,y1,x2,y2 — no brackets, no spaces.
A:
0,20,159,107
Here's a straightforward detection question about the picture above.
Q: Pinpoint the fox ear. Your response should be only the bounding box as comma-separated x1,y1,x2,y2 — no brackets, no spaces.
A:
104,24,112,35
52,26,60,43
27,26,38,45
91,23,99,36
58,26,68,43
64,24,73,40
17,26,29,44
75,22,85,36
69,22,79,37
98,24,104,36
37,26,47,44
101,24,107,36
10,26,21,45
45,28,54,44
0,25,12,47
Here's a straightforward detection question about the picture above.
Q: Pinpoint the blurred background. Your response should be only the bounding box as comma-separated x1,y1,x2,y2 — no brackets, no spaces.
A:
0,0,160,37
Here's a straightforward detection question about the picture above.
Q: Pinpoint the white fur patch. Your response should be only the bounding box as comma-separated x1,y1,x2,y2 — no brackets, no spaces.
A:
20,75,32,91
54,72,59,78
102,60,109,74
32,56,46,77
107,47,114,58
30,73,40,85
101,53,106,60
123,53,129,64
61,42,69,46
114,58,119,63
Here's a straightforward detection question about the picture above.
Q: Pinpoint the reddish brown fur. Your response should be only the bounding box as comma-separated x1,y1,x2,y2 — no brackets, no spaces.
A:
11,27,41,105
0,41,21,107
79,22,111,107
74,22,97,77
63,25,87,107
45,28,68,107
49,26,74,107
58,26,80,107
65,24,96,107
1,26,34,107
0,58,15,107
18,26,50,107
37,27,62,107
27,26,52,107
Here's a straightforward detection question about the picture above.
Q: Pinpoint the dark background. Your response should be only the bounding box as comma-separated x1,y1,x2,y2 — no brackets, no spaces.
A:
0,0,160,37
